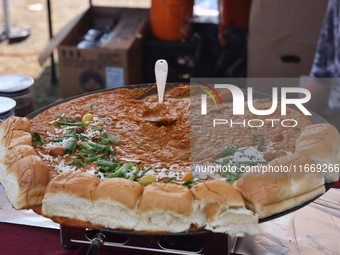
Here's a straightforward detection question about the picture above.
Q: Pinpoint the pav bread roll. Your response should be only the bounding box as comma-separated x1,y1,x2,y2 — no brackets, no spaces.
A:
295,139,339,182
42,171,100,222
1,155,50,209
0,117,32,161
0,116,30,140
296,123,339,150
191,180,258,236
0,145,37,183
4,130,32,149
88,178,144,230
233,155,325,219
135,183,193,232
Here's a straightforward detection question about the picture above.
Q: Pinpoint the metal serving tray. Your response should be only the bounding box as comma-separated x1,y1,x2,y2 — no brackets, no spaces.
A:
25,83,336,254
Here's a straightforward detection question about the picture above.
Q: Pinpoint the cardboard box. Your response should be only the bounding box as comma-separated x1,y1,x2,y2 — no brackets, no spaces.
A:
39,6,148,98
247,0,328,94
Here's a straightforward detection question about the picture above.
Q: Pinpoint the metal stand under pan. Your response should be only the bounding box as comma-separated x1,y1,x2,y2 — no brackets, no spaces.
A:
61,225,230,255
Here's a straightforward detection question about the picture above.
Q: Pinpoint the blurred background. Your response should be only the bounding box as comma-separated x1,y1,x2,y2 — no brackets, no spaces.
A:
0,0,151,110
0,0,328,111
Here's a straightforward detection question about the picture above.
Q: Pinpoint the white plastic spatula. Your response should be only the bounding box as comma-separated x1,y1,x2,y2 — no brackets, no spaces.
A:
155,59,168,103
143,60,172,124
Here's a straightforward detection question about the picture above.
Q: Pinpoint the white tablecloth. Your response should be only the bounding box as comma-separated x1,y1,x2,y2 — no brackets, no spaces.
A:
0,185,59,229
232,188,340,254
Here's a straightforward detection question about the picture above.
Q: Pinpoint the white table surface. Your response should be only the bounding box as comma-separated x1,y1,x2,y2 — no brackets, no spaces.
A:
0,185,59,229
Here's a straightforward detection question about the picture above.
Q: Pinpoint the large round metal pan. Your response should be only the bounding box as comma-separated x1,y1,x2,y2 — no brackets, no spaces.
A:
26,83,336,234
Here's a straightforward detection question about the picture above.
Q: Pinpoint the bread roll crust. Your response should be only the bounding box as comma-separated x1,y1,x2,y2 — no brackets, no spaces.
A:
4,130,32,149
1,145,37,167
42,171,100,223
295,139,334,158
4,155,50,209
45,171,100,199
191,180,258,236
296,123,339,150
0,117,33,165
234,155,325,218
191,180,246,220
295,139,339,183
92,178,144,210
87,178,144,230
0,116,30,137
138,183,193,216
0,117,50,209
192,180,246,218
260,185,325,218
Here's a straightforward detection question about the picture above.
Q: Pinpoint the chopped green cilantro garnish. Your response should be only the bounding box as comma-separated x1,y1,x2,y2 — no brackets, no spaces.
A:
107,133,119,144
90,104,98,110
256,137,264,152
100,117,110,126
165,177,176,183
31,131,45,146
181,179,196,188
214,145,238,158
68,159,86,169
83,152,108,163
138,167,152,178
92,137,101,142
253,133,266,139
293,125,301,132
64,138,78,155
101,139,109,145
107,162,134,178
56,116,79,123
56,121,86,127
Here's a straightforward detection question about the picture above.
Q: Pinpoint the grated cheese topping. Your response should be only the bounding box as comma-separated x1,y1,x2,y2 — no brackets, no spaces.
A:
44,138,74,149
232,147,265,163
54,162,77,174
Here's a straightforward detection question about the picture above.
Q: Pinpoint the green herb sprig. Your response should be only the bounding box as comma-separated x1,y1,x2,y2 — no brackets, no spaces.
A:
56,116,80,123
293,125,301,133
90,104,98,110
56,121,86,127
214,145,238,158
31,131,46,146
